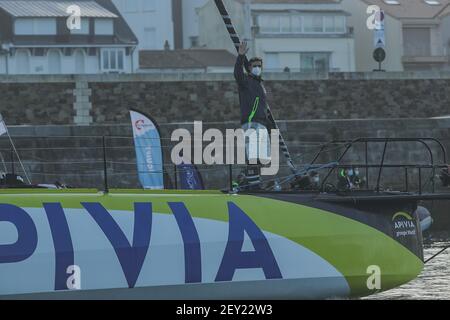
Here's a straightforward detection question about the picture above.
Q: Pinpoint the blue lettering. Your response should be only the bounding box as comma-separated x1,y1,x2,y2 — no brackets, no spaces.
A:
169,202,202,283
215,202,282,282
0,204,38,264
82,202,152,288
43,203,74,291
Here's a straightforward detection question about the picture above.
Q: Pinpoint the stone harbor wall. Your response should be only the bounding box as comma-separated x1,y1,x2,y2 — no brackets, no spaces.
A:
0,81,74,124
1,72,450,125
1,72,450,229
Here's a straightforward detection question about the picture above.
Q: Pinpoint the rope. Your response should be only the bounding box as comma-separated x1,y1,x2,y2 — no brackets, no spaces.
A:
425,245,450,264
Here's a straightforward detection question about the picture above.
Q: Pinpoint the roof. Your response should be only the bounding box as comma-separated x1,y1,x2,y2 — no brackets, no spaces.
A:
236,0,341,3
139,49,237,69
361,0,450,19
0,0,118,18
0,0,137,46
252,9,350,15
94,0,137,44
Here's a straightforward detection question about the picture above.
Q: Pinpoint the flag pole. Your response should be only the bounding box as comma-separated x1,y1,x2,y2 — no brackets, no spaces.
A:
0,114,32,184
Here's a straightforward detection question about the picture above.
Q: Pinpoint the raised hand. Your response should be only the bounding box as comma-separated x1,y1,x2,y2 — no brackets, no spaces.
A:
238,41,249,56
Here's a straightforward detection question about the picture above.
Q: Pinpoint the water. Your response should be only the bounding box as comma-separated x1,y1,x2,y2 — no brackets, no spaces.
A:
365,240,450,300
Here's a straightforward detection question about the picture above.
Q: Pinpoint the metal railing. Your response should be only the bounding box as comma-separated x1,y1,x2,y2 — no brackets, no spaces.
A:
1,135,449,195
307,137,448,194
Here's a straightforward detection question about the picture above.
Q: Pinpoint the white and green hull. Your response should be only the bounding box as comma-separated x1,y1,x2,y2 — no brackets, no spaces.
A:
0,189,424,299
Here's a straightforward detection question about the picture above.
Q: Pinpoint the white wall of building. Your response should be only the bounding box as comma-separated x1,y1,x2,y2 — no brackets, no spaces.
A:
0,55,6,74
255,37,355,72
439,15,450,71
2,47,133,75
198,0,245,54
198,0,357,72
112,0,174,71
112,1,173,50
341,0,404,72
182,0,209,48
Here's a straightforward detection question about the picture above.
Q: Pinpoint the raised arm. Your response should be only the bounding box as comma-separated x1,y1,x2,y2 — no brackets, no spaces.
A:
234,41,249,87
234,55,247,86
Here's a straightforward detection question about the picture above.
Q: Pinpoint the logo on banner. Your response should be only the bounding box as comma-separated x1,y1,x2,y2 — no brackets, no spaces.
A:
133,118,155,136
135,120,145,131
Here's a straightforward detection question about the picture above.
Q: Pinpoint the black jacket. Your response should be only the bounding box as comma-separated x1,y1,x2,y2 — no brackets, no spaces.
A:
234,55,268,126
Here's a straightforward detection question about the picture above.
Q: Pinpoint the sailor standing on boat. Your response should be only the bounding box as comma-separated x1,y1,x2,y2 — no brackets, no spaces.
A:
234,41,271,189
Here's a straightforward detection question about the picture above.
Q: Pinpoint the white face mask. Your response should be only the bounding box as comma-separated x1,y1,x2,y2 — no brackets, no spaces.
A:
251,66,262,77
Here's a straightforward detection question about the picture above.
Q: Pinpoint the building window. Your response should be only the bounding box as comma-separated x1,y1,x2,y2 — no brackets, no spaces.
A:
190,36,199,48
15,18,57,35
102,50,109,69
259,15,281,33
101,48,125,72
403,28,431,56
263,52,332,73
258,14,346,34
15,19,33,35
118,51,124,70
265,53,280,71
303,15,323,33
300,53,330,72
291,16,302,33
324,16,345,33
95,19,114,35
335,16,346,33
280,16,290,33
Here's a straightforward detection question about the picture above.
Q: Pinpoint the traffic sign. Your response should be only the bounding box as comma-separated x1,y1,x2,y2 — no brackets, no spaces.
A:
374,29,385,48
373,9,385,49
373,47,386,63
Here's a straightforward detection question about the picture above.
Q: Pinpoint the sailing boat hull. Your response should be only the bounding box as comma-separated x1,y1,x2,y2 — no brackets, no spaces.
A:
0,190,424,299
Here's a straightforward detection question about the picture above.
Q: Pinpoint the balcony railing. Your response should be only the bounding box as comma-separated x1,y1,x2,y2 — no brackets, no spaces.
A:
403,44,449,64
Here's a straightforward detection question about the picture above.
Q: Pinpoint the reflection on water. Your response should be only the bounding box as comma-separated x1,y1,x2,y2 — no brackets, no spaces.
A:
365,240,450,300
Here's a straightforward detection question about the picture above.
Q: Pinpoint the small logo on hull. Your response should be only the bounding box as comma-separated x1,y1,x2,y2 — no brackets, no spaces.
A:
392,212,417,238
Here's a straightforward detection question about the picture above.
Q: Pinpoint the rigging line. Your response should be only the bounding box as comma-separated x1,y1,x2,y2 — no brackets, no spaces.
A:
0,152,7,172
237,162,338,192
232,171,301,192
2,124,31,184
265,162,339,191
290,143,354,162
425,245,450,264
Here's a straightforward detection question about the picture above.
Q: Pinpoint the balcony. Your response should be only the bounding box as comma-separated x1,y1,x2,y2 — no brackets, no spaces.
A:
402,45,449,64
402,56,448,64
